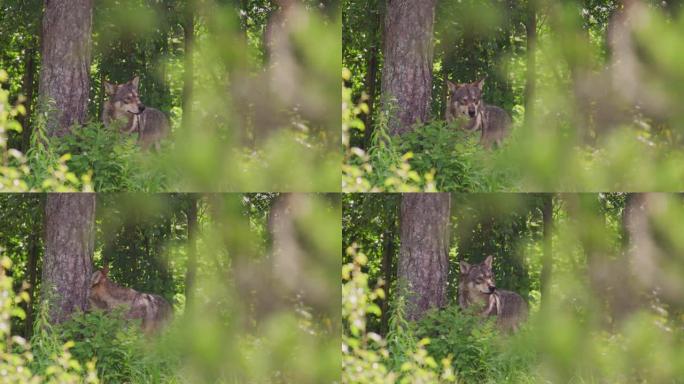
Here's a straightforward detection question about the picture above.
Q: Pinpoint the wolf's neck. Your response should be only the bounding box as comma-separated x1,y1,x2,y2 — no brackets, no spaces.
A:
464,109,485,132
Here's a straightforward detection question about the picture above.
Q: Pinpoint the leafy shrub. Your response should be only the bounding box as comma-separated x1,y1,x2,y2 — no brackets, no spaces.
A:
0,70,86,192
394,121,515,192
28,301,178,384
29,121,169,192
342,244,456,383
0,256,99,383
414,305,537,384
342,69,436,192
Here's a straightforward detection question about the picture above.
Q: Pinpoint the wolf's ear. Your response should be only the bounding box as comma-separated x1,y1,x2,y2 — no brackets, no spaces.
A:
459,260,471,274
104,81,116,95
483,255,494,270
90,271,104,286
447,80,459,93
130,76,140,88
474,78,485,91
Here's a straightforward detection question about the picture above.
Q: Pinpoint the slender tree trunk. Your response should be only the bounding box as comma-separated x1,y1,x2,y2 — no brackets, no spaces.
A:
20,45,37,151
182,0,195,132
398,193,450,321
24,232,39,338
379,216,396,335
381,0,437,136
37,0,93,137
185,194,198,312
540,194,553,308
441,70,448,120
524,0,537,124
42,194,95,324
362,4,382,148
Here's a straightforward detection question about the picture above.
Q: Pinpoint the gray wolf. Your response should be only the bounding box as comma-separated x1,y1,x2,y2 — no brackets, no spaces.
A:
102,76,169,151
458,255,527,331
88,266,173,334
446,79,511,149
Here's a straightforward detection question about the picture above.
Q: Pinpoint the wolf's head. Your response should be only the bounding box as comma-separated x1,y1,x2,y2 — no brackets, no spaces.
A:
460,255,496,295
447,78,484,121
104,76,146,115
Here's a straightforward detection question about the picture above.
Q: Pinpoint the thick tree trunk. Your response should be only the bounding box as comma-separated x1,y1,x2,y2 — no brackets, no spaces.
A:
182,0,195,132
398,193,450,321
381,0,437,136
42,194,95,324
185,194,198,312
524,0,537,124
540,194,553,308
37,0,93,137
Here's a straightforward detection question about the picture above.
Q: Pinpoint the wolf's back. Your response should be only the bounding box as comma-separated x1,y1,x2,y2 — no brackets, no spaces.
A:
495,289,528,331
129,292,173,333
138,107,169,149
481,104,511,148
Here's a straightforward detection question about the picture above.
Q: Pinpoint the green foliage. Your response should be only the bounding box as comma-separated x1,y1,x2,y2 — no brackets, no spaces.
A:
393,120,514,192
0,257,99,384
2,1,341,192
345,193,684,383
49,122,168,192
3,193,340,383
24,119,169,192
342,70,436,192
0,72,88,192
415,305,536,384
342,245,456,383
31,306,176,383
344,0,684,191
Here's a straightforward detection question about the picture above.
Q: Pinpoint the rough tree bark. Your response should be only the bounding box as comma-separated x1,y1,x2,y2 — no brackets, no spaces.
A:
398,193,450,321
42,193,95,324
540,194,553,309
37,0,93,137
381,0,437,136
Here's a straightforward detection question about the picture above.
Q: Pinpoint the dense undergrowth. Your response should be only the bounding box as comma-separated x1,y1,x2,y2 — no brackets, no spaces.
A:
342,244,684,383
2,257,338,383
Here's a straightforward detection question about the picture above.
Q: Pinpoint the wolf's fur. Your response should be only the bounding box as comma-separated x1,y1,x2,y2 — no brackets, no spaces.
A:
458,255,527,331
102,76,169,151
446,79,511,149
88,267,172,334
